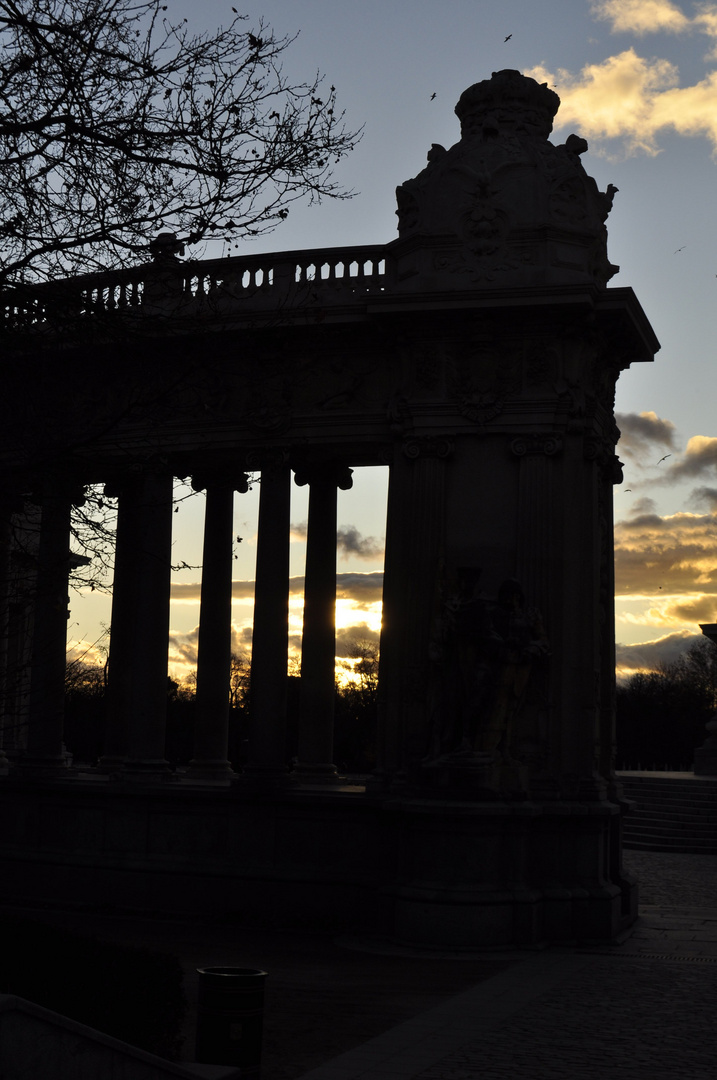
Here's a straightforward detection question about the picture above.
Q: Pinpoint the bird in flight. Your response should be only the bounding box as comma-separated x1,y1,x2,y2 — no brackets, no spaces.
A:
430,92,436,100
624,489,632,492
657,454,672,464
504,33,512,41
674,246,686,254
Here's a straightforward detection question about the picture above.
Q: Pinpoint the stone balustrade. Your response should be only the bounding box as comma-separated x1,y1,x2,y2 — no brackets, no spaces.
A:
1,244,392,330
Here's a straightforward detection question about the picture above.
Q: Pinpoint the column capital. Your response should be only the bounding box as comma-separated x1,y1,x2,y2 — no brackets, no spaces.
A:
510,434,562,458
293,461,353,490
103,460,172,500
28,476,87,508
245,448,290,472
190,470,250,494
402,437,453,461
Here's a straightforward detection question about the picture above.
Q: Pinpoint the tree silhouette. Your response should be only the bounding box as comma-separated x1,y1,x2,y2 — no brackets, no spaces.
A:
0,0,360,286
616,638,717,769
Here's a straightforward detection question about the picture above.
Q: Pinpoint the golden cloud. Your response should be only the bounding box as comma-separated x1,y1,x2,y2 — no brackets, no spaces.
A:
591,0,691,35
696,7,717,58
615,509,717,593
666,435,717,478
526,47,717,154
171,572,384,606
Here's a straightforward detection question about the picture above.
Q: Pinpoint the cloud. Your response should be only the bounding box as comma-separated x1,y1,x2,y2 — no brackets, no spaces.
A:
592,1,717,55
168,626,199,668
665,435,717,479
168,624,254,672
337,525,384,560
591,0,691,35
335,623,381,656
172,572,384,607
291,521,384,561
616,410,677,462
613,507,717,609
526,45,717,155
630,495,658,513
336,572,384,606
696,7,717,58
171,580,255,602
689,486,717,509
616,629,701,677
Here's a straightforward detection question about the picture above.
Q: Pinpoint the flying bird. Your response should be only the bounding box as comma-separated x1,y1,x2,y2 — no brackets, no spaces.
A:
674,246,686,254
430,92,436,100
504,34,512,41
656,454,672,464
624,489,632,492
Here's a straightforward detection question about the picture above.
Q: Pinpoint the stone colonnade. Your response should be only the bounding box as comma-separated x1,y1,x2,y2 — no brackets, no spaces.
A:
13,457,359,782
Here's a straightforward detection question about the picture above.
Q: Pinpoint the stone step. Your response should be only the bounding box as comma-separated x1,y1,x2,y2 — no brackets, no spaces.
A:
622,786,717,801
620,776,717,850
623,793,717,809
627,828,717,841
623,838,717,853
628,809,717,824
626,790,717,799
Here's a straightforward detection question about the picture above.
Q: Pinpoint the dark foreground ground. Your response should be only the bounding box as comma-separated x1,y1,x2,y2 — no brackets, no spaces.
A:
3,848,717,1079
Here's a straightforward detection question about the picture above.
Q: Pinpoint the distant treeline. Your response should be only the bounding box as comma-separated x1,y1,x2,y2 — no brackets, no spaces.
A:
64,646,379,774
616,638,717,770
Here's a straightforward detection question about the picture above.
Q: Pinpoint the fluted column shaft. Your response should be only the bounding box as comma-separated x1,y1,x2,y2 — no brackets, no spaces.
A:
294,463,352,777
244,461,291,779
187,473,248,780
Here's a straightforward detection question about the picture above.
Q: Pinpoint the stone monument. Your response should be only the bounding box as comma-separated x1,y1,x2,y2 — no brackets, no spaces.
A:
0,70,659,946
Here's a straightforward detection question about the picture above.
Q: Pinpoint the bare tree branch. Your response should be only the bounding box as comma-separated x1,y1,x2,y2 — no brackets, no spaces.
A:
0,0,362,285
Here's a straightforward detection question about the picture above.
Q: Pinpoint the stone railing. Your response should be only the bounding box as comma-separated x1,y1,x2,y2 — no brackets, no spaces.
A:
1,244,394,331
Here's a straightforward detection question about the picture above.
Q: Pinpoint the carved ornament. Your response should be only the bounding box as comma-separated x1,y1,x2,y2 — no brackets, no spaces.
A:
510,435,562,458
402,437,453,460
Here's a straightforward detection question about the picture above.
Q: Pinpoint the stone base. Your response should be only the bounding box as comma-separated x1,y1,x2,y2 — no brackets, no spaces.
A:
0,777,635,948
693,745,717,776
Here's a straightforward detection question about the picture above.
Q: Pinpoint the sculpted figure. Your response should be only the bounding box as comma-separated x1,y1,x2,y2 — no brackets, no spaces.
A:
425,566,499,763
475,579,548,762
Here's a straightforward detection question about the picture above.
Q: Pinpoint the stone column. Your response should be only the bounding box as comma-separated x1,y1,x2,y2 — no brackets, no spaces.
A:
243,458,292,784
23,480,86,773
98,476,135,771
101,471,174,780
0,497,16,771
293,462,353,780
376,439,450,786
186,471,249,781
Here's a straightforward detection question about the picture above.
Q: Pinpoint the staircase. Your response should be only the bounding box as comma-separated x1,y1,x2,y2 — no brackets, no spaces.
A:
620,774,717,853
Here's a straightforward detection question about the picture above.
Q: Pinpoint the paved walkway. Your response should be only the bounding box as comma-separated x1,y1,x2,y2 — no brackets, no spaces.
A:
5,838,717,1077
295,848,717,1080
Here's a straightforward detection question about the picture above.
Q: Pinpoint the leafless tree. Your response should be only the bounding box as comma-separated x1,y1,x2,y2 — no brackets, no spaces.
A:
0,0,361,287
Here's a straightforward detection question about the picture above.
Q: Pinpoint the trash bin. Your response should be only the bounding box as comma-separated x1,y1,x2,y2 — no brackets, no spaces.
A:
195,966,268,1078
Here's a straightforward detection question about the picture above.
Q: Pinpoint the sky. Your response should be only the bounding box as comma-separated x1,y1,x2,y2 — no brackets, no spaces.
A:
67,0,717,683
